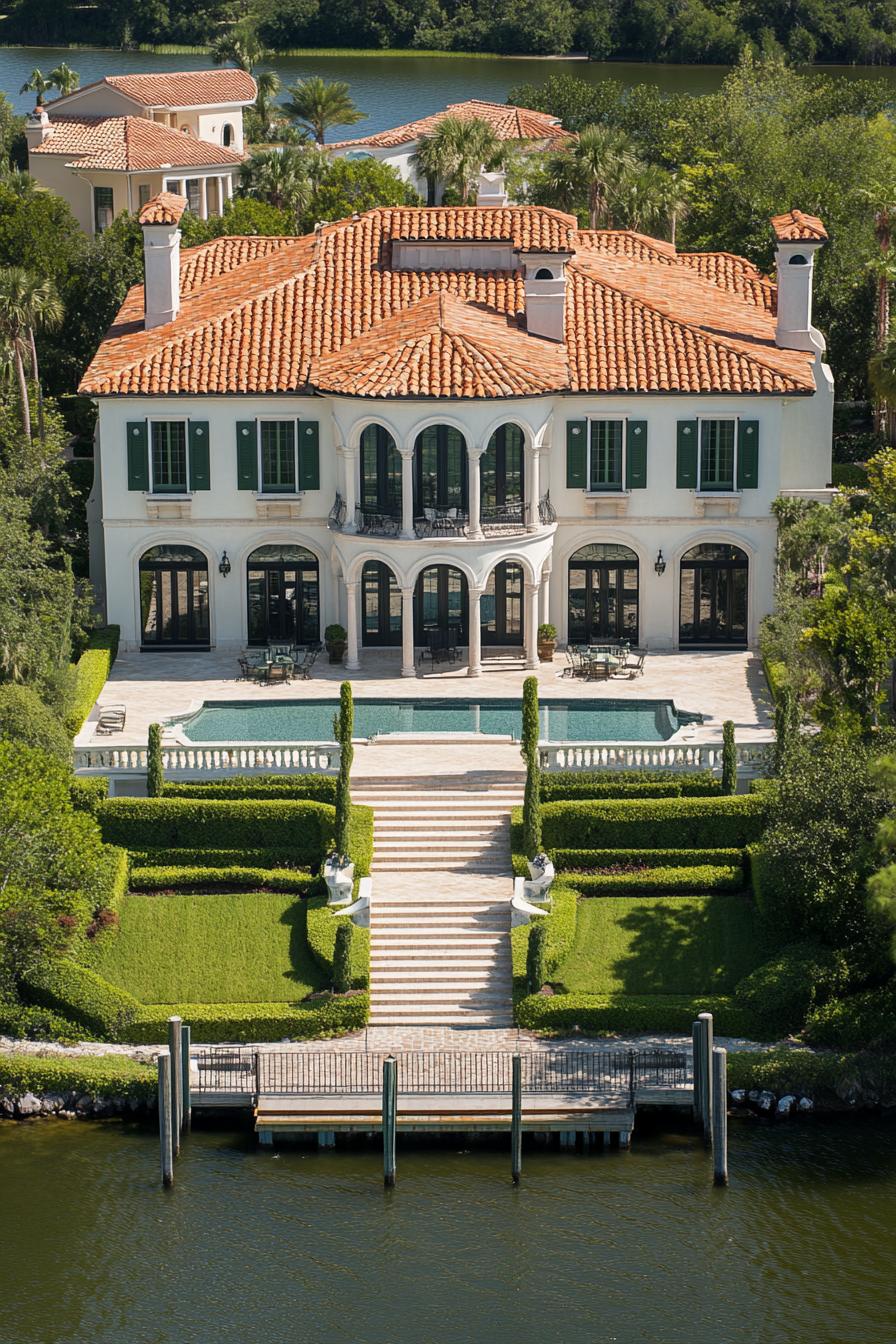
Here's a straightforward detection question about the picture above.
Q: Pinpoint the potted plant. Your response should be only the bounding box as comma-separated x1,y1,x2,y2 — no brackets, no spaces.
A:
537,623,557,663
324,623,347,664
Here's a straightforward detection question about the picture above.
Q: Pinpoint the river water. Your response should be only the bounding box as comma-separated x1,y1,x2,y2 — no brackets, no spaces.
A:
0,1116,893,1343
2,48,896,137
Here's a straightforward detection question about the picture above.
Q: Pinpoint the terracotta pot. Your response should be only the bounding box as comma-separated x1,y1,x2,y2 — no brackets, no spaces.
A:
537,639,556,663
327,640,346,664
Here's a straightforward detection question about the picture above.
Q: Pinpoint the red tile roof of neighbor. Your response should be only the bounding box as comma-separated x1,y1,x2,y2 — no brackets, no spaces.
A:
79,206,821,399
45,69,257,110
770,209,828,242
329,99,572,150
31,115,243,171
139,191,188,226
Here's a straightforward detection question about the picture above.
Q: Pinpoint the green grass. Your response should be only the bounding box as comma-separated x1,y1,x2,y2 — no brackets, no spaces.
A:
554,894,767,997
91,892,327,1005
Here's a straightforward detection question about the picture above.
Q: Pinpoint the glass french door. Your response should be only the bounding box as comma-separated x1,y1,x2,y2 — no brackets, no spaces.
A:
414,565,468,644
359,424,401,520
139,545,209,648
567,544,639,644
679,544,748,646
362,561,401,646
482,561,523,645
481,425,525,520
246,545,319,646
414,425,467,514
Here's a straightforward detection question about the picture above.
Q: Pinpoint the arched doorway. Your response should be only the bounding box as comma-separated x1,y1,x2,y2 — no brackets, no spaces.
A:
362,560,401,646
679,543,748,646
246,544,319,646
139,544,210,648
568,544,639,645
414,425,467,521
482,561,524,646
359,425,401,525
414,565,468,645
482,425,525,527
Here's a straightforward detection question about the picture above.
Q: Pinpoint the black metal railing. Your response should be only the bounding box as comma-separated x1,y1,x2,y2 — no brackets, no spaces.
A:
355,506,401,537
194,1049,257,1093
538,490,557,524
481,501,528,534
414,510,469,538
327,492,346,530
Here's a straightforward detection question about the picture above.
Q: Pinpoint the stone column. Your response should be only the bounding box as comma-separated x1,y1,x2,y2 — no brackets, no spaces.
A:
400,448,415,539
540,564,551,625
468,444,484,538
216,176,225,215
198,176,208,220
527,449,541,533
345,580,360,671
401,586,415,677
467,585,483,678
224,173,234,201
525,581,540,669
342,446,357,531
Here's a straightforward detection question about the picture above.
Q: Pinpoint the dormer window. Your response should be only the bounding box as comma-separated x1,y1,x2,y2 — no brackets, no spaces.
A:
222,123,234,147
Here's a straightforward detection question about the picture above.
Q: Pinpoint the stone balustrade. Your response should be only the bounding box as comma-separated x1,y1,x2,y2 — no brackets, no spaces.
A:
73,742,340,776
538,739,773,777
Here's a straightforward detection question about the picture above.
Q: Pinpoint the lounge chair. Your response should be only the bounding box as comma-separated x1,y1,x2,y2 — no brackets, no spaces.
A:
96,703,127,734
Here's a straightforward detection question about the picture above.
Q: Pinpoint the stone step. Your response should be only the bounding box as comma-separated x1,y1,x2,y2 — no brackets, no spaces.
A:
371,862,509,872
368,1014,515,1026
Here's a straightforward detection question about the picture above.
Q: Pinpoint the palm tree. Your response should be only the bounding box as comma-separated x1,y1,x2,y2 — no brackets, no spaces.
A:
609,160,680,237
253,70,282,140
212,25,267,71
869,331,896,444
570,125,637,230
19,69,54,106
0,267,63,442
283,77,365,147
49,63,79,96
411,116,503,205
860,181,896,432
238,148,316,227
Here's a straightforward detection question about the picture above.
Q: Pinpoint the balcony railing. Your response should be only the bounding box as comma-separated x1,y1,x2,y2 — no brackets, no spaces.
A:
355,506,401,537
481,501,528,535
414,509,469,538
538,490,557,524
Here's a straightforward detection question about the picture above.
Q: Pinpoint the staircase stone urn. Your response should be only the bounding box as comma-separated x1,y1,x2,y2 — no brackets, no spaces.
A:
537,624,557,663
324,851,355,905
524,852,555,903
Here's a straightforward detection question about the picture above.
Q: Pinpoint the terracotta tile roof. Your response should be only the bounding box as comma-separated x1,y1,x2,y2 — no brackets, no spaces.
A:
139,191,187,225
45,69,256,110
31,115,243,171
384,206,576,252
330,99,571,150
770,209,828,242
80,206,817,399
677,251,776,313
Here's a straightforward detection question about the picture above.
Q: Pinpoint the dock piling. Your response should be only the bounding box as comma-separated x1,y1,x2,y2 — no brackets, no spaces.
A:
691,1019,703,1123
382,1056,397,1187
167,1015,182,1156
711,1047,728,1187
511,1054,522,1184
697,1012,714,1146
180,1023,191,1134
157,1051,173,1188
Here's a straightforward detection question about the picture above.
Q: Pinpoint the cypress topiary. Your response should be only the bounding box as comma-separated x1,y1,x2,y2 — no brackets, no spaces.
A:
773,685,800,774
526,919,548,995
333,921,353,993
521,675,542,856
146,723,163,798
334,681,354,855
721,720,736,795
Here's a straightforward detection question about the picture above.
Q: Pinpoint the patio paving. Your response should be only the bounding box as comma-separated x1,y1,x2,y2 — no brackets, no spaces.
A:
77,647,773,751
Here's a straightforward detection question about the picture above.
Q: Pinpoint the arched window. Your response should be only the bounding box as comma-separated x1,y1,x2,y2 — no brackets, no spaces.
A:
222,123,234,147
139,545,209,648
679,543,748,646
568,544,638,645
362,561,401,646
246,544,319,647
359,424,401,524
414,425,467,518
482,424,524,525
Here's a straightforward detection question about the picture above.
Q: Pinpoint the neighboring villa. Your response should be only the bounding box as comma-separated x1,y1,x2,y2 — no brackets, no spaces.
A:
24,69,256,234
79,193,833,672
327,99,572,200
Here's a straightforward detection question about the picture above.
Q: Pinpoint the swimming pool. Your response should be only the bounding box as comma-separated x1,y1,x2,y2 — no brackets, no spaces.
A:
178,698,703,744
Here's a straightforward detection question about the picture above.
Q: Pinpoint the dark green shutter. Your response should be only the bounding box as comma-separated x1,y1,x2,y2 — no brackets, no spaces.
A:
126,421,149,490
737,419,759,489
298,419,320,491
626,420,647,489
236,420,257,490
189,420,210,490
566,419,587,489
676,419,699,489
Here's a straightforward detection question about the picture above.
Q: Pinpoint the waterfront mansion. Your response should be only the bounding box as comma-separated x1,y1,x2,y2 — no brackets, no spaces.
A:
79,191,833,674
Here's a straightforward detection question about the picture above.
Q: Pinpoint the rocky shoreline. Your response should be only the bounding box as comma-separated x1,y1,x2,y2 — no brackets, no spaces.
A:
1,1091,154,1119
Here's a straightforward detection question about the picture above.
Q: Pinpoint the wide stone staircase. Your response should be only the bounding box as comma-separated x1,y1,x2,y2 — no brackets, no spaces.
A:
352,774,524,1027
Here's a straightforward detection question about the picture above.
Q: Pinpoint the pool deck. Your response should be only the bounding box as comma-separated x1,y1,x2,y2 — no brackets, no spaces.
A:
77,648,773,764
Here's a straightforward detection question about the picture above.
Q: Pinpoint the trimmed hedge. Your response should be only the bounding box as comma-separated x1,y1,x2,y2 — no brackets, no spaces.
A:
0,1051,155,1103
347,804,374,878
733,941,850,1039
128,866,315,893
536,794,766,851
126,994,369,1044
162,774,337,803
805,981,896,1050
70,776,109,813
761,652,787,706
65,626,120,737
563,865,745,896
515,992,756,1037
23,957,141,1038
306,892,369,988
511,886,578,998
0,1002,83,1043
727,1046,896,1105
129,846,313,870
550,847,744,872
541,770,720,801
96,797,334,861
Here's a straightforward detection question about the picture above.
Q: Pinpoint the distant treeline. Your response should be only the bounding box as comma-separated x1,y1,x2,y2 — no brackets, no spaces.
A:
9,0,896,63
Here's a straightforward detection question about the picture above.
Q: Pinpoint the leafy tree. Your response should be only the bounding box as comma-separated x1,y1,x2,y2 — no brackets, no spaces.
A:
868,756,896,964
334,680,354,856
238,147,318,226
284,77,365,146
305,158,419,225
521,675,542,857
526,918,548,994
0,496,80,703
333,920,353,992
411,115,503,205
0,685,70,759
721,720,736,795
146,723,163,797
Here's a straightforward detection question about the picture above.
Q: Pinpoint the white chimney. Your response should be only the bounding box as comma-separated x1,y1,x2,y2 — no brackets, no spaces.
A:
770,210,827,354
523,253,569,343
24,106,52,151
139,192,187,330
477,169,508,208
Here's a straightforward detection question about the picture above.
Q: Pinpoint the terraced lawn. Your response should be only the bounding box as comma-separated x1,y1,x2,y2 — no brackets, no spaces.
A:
555,894,767,997
91,892,326,1004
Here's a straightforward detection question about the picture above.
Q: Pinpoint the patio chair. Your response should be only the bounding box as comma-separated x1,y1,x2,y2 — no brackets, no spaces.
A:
268,643,292,660
96,703,127,734
420,628,451,667
237,656,254,680
584,656,610,681
295,646,321,680
623,650,646,679
564,647,584,678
